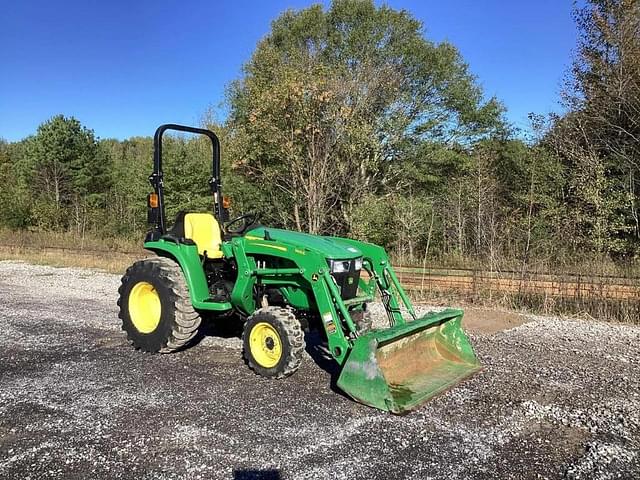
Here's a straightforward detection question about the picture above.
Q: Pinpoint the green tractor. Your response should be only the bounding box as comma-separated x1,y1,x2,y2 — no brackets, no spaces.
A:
117,124,481,413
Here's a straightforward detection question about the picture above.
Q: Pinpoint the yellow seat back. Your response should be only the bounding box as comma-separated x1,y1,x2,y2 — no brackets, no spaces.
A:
184,213,223,259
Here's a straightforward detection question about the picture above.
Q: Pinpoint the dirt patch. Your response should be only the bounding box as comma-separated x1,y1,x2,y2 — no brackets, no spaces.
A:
462,306,530,334
368,302,530,334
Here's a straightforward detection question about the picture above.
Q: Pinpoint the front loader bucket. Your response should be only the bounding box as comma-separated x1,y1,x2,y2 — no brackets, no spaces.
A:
337,309,481,414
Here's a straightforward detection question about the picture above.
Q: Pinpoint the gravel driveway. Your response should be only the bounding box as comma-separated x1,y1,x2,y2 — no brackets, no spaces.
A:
0,261,638,479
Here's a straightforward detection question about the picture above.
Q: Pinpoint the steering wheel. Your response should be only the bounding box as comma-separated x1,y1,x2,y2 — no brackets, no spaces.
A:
225,213,260,235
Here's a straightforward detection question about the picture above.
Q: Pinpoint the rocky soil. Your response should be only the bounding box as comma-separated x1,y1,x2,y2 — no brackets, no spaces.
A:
0,261,638,479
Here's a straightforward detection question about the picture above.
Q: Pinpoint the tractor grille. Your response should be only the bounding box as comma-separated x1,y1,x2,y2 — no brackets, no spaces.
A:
330,260,361,300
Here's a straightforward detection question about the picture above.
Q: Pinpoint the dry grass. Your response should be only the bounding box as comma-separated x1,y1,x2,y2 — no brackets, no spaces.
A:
0,245,146,274
407,283,640,325
392,251,640,278
0,228,142,254
0,228,147,273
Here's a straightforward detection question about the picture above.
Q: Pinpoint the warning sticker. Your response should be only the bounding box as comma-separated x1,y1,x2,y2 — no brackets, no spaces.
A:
322,312,336,334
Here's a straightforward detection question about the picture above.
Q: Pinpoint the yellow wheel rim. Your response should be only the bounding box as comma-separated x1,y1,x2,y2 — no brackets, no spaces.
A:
128,282,161,333
249,322,282,368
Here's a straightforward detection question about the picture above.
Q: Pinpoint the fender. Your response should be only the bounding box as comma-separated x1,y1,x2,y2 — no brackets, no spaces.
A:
144,239,232,311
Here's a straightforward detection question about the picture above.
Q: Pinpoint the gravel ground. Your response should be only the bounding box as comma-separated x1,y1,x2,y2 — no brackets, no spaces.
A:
0,260,639,480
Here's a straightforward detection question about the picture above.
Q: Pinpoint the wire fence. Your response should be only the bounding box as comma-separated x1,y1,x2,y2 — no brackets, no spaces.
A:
394,266,640,323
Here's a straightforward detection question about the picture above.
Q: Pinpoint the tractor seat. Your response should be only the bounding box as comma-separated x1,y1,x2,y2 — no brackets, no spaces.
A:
183,213,223,259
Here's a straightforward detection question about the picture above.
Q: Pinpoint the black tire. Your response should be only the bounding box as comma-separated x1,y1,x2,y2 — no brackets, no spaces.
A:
242,307,305,379
117,257,201,353
351,308,373,334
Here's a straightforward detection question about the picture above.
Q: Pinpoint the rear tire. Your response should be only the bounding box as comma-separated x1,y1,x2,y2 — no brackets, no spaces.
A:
242,307,305,379
117,257,201,353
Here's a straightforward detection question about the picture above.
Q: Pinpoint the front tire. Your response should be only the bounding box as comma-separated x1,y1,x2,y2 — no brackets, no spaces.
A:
242,307,305,379
117,257,201,353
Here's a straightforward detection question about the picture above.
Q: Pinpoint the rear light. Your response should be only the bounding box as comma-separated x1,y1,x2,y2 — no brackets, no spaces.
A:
148,193,159,208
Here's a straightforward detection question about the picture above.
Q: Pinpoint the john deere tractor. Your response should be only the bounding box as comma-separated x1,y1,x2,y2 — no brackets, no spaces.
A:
117,124,481,413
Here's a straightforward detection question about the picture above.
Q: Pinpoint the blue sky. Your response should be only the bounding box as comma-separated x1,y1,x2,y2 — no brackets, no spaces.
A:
0,0,577,142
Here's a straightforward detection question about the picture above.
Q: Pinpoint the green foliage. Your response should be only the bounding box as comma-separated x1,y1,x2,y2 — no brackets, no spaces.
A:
100,136,152,237
19,115,112,231
0,140,32,229
229,0,504,234
547,0,640,256
350,194,396,248
162,137,212,221
0,0,637,270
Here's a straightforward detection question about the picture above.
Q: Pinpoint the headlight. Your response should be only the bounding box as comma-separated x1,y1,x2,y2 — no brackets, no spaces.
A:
328,258,363,273
329,260,350,273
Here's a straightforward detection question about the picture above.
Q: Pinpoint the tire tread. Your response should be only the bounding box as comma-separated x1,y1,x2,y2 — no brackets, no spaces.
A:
118,256,201,353
242,306,305,379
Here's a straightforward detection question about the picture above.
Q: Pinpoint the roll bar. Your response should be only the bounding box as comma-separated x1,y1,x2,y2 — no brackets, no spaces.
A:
149,124,223,234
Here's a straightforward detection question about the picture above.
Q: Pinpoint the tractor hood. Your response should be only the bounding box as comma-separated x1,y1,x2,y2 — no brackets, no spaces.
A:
244,227,362,260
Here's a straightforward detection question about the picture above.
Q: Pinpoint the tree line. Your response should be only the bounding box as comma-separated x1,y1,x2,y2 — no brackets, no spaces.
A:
0,0,638,271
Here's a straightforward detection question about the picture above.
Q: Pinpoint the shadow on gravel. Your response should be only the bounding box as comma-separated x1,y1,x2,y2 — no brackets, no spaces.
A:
191,313,245,347
233,469,281,480
304,330,351,399
189,313,350,399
